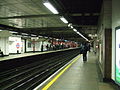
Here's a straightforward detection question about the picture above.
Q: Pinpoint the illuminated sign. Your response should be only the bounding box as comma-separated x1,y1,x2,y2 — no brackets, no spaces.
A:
115,28,120,85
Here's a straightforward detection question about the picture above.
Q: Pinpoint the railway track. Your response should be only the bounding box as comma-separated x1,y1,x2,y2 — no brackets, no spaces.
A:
0,50,79,90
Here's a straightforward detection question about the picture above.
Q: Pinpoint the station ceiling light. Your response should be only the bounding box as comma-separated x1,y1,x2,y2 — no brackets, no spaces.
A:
76,31,80,34
78,32,88,41
72,28,89,41
38,36,43,38
68,23,71,27
10,31,18,34
60,16,68,24
70,26,74,29
44,36,48,38
31,34,37,37
43,0,59,14
73,29,77,32
22,33,28,35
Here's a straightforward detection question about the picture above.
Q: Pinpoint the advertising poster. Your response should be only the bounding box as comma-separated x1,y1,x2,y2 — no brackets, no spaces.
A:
116,28,120,85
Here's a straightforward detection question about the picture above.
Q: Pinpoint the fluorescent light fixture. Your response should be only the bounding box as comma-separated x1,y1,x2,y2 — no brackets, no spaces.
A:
71,26,73,29
23,36,28,37
88,34,92,37
78,33,83,37
73,29,88,40
49,37,52,39
60,17,68,23
22,33,28,35
11,35,21,37
76,31,80,34
10,31,18,33
76,31,89,41
73,29,77,32
31,34,37,36
44,36,48,38
86,38,89,41
38,36,43,38
68,23,71,27
43,1,59,14
94,34,97,37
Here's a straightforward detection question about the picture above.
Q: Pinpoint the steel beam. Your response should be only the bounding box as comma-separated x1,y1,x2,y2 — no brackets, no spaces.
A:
0,13,100,19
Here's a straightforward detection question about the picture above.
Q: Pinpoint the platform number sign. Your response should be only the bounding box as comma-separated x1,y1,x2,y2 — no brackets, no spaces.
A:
115,27,120,85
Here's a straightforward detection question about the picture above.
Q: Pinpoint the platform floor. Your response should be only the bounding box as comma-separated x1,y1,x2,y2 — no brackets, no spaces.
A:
37,52,116,90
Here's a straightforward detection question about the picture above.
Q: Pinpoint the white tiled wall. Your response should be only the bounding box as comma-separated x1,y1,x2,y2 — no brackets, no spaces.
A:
0,37,9,55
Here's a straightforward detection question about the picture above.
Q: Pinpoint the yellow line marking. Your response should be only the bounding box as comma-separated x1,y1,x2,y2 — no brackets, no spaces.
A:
42,55,81,90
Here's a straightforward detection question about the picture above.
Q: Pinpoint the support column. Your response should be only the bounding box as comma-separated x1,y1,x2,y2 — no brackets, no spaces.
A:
104,29,112,81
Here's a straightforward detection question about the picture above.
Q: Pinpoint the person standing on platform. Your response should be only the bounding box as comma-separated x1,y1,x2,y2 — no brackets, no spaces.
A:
87,43,91,52
41,44,43,52
46,44,49,51
0,48,4,57
81,42,88,62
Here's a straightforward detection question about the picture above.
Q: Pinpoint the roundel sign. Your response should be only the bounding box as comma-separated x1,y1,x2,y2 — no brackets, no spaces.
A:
16,43,20,49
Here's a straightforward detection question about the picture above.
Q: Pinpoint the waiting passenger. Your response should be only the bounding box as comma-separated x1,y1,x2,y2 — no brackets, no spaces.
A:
80,43,88,62
0,48,4,57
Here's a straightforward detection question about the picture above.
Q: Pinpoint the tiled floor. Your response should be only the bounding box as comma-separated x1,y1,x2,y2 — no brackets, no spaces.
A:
44,52,116,90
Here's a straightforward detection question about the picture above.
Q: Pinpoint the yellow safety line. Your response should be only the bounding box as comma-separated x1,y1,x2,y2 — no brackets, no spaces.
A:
42,55,81,90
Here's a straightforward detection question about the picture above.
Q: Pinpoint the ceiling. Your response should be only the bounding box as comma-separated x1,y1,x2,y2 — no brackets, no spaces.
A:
0,0,103,42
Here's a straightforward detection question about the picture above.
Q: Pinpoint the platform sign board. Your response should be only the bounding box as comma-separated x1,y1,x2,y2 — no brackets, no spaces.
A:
115,27,120,85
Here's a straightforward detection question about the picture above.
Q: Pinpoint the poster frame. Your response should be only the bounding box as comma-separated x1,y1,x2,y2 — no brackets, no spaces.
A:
115,26,120,86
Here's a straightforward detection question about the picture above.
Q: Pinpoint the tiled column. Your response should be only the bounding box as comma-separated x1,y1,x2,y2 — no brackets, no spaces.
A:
104,29,112,81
